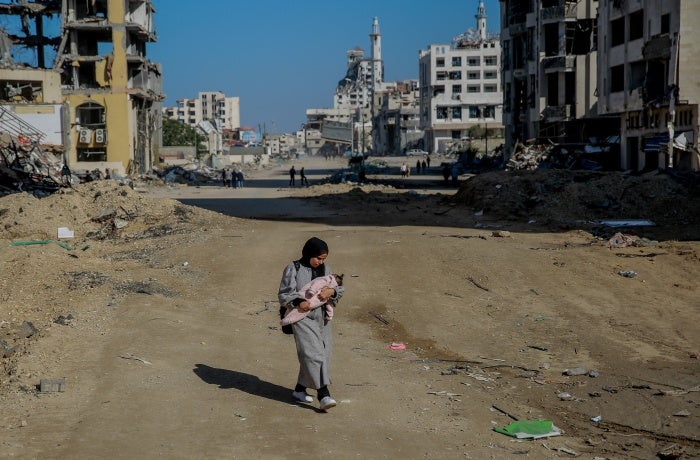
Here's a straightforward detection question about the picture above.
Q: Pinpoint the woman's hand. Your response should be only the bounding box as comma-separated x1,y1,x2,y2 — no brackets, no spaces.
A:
298,300,311,312
317,287,335,302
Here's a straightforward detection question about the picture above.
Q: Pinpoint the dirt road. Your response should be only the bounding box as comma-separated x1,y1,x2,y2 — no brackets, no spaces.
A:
1,156,698,459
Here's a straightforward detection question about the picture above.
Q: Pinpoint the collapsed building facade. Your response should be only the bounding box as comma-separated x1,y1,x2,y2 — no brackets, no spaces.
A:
500,0,699,172
0,0,163,176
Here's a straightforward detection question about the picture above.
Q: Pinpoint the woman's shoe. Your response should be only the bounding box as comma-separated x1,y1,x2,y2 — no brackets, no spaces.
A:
319,396,337,411
292,391,313,403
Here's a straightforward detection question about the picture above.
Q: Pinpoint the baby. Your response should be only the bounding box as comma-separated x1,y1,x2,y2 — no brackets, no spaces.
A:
281,274,343,326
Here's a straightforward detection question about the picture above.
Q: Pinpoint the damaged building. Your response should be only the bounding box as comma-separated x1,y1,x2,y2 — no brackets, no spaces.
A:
0,0,163,177
597,0,699,172
500,0,599,157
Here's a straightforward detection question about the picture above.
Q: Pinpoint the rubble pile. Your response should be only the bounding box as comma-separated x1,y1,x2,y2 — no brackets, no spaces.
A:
160,164,220,185
0,133,63,195
452,169,700,233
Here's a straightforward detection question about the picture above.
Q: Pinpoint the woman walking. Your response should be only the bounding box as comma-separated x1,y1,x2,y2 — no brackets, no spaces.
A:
278,237,344,411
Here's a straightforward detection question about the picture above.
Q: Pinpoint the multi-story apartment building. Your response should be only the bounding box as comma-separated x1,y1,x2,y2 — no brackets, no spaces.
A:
598,0,699,171
374,80,422,155
419,1,503,154
0,0,163,174
305,17,386,155
163,92,240,131
500,0,598,157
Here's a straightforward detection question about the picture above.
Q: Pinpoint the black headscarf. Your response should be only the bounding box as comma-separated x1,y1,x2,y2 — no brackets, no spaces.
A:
300,237,329,273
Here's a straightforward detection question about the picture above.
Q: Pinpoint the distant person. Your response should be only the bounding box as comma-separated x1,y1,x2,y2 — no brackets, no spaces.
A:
223,168,233,188
416,160,421,175
236,169,244,188
400,163,407,178
426,156,431,169
289,165,296,186
60,164,72,186
300,167,309,186
105,168,111,180
421,159,427,173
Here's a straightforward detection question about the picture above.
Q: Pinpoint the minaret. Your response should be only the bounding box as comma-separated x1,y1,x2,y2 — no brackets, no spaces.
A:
370,17,383,88
475,0,487,41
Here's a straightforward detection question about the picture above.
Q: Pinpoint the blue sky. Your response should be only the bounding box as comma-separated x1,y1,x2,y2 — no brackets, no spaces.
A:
150,0,501,133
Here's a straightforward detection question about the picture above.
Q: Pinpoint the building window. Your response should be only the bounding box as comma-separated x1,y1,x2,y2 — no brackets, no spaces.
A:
469,106,479,118
451,130,461,139
629,9,644,41
452,84,462,93
436,57,445,67
611,17,625,47
436,107,448,119
452,57,462,66
468,57,480,66
452,107,462,119
468,71,480,80
484,85,497,93
436,71,447,81
484,71,497,79
449,71,462,80
610,64,624,92
661,13,670,34
483,106,495,118
484,56,498,66
629,61,645,90
467,85,480,93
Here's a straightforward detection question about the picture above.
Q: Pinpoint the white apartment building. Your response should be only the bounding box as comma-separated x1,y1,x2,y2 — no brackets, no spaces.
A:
500,0,598,156
419,1,503,154
163,91,240,130
598,0,699,171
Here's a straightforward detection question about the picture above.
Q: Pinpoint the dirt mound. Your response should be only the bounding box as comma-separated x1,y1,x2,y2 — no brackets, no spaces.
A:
452,169,700,235
0,180,237,383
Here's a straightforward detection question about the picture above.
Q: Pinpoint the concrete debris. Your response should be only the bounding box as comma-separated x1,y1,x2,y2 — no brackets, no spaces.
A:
39,378,65,393
0,132,63,196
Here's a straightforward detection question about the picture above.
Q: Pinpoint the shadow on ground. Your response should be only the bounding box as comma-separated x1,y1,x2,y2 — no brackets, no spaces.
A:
193,363,319,412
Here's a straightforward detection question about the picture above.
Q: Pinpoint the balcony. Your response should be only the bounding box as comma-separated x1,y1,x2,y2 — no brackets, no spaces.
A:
541,104,573,121
542,55,576,73
643,34,671,60
541,3,577,22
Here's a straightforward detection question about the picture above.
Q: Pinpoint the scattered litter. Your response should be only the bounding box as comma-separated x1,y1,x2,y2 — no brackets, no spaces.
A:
527,345,548,351
234,412,248,421
600,219,655,228
493,420,562,439
558,392,573,401
182,261,189,267
618,270,637,278
39,378,65,393
428,390,462,397
467,276,489,292
673,410,691,417
113,218,129,229
119,353,152,365
474,210,484,216
563,367,588,376
11,240,74,251
463,372,494,382
388,342,406,350
57,227,74,239
602,386,618,394
590,415,602,423
556,447,578,456
351,274,360,277
656,385,700,396
492,230,511,238
368,311,389,325
588,370,599,378
657,443,686,460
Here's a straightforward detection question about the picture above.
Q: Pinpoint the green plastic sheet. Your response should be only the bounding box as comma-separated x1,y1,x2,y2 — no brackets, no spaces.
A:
493,420,561,439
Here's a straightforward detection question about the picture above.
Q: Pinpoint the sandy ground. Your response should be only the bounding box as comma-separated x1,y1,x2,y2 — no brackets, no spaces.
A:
0,155,698,459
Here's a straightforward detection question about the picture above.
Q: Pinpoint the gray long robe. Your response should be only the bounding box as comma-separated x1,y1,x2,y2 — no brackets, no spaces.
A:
278,262,344,389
